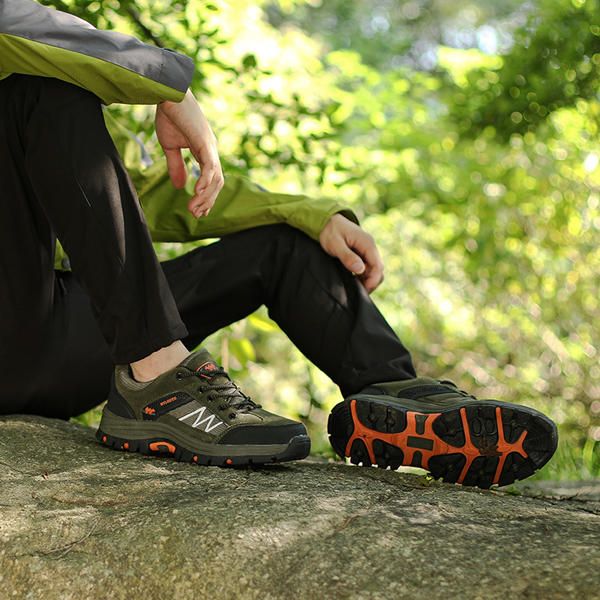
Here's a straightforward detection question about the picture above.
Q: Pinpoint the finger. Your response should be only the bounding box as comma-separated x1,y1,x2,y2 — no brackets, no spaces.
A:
193,205,211,218
196,165,223,203
188,198,209,217
188,165,217,211
364,256,384,288
187,187,212,216
189,168,224,214
334,238,366,275
190,204,206,218
352,232,380,267
191,145,221,192
355,232,384,266
164,148,187,189
360,254,384,292
188,194,213,217
367,251,385,287
361,268,384,293
188,191,217,218
350,236,384,292
195,164,214,195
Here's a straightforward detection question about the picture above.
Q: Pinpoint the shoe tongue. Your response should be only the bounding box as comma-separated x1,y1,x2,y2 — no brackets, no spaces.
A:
369,377,457,398
179,348,235,395
178,349,221,376
178,349,254,409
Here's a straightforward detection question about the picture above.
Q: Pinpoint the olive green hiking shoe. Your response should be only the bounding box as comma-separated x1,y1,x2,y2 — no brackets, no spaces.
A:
328,377,557,489
97,348,310,466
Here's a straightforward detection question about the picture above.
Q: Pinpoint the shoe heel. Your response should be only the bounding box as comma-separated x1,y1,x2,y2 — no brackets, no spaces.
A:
96,428,138,453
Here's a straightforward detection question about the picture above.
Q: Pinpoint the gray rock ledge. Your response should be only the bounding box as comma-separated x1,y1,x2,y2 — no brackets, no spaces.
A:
1,415,598,599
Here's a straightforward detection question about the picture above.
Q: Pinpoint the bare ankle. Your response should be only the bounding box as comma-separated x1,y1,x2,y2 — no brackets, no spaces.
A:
130,340,190,382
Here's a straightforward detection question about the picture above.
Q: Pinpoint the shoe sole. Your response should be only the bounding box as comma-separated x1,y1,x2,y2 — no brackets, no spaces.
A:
96,411,310,467
327,396,558,488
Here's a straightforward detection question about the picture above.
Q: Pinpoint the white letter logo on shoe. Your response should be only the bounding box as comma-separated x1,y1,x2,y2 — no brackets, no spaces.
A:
178,405,224,433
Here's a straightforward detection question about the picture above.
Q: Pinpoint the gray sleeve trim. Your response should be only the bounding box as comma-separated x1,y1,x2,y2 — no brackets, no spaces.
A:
0,0,194,93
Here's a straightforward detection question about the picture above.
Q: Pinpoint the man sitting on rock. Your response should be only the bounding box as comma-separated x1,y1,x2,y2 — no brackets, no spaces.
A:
0,0,557,489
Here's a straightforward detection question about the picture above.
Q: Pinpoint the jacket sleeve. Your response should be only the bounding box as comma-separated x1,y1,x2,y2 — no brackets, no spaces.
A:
0,0,194,105
103,109,360,244
53,169,359,268
135,163,360,243
53,160,359,270
52,110,360,270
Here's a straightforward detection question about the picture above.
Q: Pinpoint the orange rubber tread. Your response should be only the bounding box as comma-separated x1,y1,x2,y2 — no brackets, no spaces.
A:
345,399,528,485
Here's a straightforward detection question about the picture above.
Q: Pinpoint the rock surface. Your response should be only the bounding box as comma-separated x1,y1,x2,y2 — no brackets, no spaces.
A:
1,415,599,600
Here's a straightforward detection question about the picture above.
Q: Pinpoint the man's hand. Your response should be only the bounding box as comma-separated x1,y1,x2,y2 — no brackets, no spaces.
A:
319,213,385,293
155,89,224,218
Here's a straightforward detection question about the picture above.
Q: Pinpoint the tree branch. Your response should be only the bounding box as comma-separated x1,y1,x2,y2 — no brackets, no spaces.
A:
122,2,164,48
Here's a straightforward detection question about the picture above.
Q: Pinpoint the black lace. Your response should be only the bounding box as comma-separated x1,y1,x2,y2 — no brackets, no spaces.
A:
175,367,260,413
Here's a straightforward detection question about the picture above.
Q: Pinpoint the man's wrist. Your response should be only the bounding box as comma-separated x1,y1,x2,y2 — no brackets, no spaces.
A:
159,89,191,111
319,212,345,244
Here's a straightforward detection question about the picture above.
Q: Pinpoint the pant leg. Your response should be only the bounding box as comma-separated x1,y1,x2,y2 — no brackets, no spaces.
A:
14,271,115,420
0,76,60,412
0,74,188,370
2,223,416,418
163,224,417,397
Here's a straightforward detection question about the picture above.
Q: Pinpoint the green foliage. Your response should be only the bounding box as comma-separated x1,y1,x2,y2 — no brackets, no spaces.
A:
448,0,600,138
60,0,600,480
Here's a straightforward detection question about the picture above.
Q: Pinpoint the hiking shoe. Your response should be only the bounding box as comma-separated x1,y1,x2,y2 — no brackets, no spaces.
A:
96,348,310,466
327,377,557,488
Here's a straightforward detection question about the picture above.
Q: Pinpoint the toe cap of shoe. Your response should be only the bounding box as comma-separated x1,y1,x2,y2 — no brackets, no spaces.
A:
218,422,307,445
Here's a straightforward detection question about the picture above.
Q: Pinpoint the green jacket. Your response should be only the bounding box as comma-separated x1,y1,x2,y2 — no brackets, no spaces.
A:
0,0,358,271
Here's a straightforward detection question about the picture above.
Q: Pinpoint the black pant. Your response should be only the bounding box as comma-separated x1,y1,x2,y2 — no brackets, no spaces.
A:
0,75,415,419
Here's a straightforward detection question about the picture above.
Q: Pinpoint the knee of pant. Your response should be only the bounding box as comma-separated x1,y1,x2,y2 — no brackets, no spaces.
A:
235,223,315,253
252,223,300,241
255,223,325,263
233,223,328,267
268,223,319,250
283,224,329,262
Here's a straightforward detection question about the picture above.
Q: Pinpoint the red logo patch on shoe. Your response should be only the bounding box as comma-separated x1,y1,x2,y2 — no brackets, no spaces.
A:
196,361,218,373
142,392,195,420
